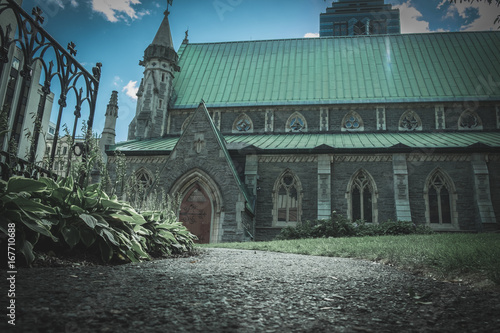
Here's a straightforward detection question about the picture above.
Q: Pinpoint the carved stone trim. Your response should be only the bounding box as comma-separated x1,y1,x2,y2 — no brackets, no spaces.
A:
259,155,318,163
265,109,274,132
320,108,329,131
376,106,386,131
333,155,392,163
435,104,445,130
407,154,471,163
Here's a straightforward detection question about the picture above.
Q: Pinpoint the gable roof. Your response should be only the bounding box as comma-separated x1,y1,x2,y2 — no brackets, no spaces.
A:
170,102,254,214
171,32,500,109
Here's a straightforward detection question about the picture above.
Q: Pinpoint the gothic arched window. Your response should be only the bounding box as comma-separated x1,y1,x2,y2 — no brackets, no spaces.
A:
273,170,302,225
232,113,253,133
342,111,364,131
286,112,307,132
130,168,153,198
424,169,457,227
354,20,367,35
458,110,483,130
347,169,377,223
399,110,422,131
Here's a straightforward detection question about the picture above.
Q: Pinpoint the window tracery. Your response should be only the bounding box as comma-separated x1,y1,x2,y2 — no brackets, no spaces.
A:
354,20,367,35
273,170,302,225
347,170,376,222
342,111,364,131
458,110,482,130
399,110,422,131
232,113,253,133
286,112,307,132
425,169,457,227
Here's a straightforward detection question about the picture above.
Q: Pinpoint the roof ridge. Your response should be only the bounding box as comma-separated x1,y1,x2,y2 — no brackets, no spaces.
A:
181,30,500,46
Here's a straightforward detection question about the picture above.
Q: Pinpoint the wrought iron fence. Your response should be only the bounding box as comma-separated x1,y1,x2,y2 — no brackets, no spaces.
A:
0,0,100,181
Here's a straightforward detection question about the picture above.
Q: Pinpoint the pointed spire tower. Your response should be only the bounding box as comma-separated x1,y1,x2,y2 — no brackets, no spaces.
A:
129,9,180,140
100,91,119,162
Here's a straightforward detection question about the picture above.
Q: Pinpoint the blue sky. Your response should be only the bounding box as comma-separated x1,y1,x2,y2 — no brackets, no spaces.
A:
20,0,500,143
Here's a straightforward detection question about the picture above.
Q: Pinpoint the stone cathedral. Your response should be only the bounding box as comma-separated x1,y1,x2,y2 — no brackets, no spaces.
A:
106,0,500,243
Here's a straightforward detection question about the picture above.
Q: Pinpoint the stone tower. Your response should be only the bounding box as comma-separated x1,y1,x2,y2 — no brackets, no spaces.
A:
100,90,118,161
128,10,180,140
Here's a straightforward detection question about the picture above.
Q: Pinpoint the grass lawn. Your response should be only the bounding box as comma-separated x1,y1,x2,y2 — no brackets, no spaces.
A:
199,233,500,286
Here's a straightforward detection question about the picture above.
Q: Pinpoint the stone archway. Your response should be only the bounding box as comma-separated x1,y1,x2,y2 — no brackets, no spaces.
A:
171,169,224,243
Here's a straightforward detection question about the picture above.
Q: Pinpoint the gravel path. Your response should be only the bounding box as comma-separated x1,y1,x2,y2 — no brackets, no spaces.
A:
2,248,499,332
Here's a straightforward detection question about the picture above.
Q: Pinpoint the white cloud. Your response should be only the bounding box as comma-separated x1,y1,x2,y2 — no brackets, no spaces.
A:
393,1,430,33
447,1,499,31
45,0,64,8
122,80,139,100
91,0,145,23
45,0,78,9
304,32,320,38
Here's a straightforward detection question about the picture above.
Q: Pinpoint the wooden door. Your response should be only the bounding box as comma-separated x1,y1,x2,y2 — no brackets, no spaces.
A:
179,185,212,243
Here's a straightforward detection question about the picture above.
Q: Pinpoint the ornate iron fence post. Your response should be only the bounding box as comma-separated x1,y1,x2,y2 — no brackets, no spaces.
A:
0,0,101,181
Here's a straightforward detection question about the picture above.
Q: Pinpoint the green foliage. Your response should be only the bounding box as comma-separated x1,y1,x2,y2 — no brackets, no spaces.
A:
0,176,195,265
276,212,433,240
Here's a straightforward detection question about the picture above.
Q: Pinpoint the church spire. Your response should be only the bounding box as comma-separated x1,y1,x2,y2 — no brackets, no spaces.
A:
151,10,174,49
142,8,180,70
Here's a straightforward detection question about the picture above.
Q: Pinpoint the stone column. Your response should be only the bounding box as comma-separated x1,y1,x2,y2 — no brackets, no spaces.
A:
244,154,258,237
472,154,497,226
317,155,331,220
392,154,412,221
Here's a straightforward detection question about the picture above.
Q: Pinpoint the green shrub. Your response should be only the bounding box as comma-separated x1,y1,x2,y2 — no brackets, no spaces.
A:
0,176,195,265
276,212,433,240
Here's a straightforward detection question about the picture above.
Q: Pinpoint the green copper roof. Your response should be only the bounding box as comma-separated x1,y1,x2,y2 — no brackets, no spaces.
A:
109,132,500,153
172,32,500,108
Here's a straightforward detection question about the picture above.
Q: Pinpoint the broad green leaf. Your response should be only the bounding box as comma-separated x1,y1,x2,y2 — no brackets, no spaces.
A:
130,238,150,259
79,213,97,229
6,195,56,215
70,205,85,214
17,209,58,241
99,240,113,262
51,187,72,202
93,214,109,227
61,225,80,248
80,228,96,247
110,213,146,225
6,177,47,193
101,199,123,210
99,228,119,246
84,196,98,209
84,183,99,193
0,179,7,192
38,177,59,190
19,239,35,266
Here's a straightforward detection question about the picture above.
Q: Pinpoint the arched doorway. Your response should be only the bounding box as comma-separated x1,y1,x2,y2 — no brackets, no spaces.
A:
170,168,224,244
179,184,213,244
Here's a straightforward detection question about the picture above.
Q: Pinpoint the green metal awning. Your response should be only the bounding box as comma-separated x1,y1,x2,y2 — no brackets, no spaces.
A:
108,132,500,153
172,32,500,108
